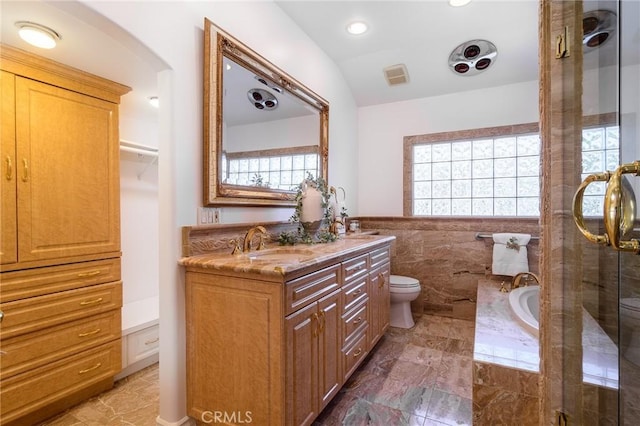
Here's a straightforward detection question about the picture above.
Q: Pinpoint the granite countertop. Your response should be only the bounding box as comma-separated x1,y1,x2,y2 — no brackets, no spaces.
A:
474,280,618,389
178,233,395,278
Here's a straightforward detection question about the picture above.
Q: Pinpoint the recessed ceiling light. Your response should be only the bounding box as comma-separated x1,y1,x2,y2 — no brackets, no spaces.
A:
346,21,368,35
449,0,472,7
148,96,159,108
15,21,60,49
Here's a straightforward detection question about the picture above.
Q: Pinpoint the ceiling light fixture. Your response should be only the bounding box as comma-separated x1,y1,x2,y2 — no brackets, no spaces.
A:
148,97,159,108
15,21,61,49
346,21,368,35
449,0,472,6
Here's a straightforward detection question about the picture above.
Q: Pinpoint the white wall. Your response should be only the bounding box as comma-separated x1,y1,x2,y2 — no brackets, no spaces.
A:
79,1,358,425
357,80,540,216
227,114,318,152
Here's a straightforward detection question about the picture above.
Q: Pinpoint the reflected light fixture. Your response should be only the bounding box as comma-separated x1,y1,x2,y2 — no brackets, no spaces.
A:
449,0,472,7
16,21,60,49
346,21,368,35
148,96,159,108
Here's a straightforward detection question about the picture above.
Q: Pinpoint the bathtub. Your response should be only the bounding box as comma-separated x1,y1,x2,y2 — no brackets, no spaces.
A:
508,285,539,337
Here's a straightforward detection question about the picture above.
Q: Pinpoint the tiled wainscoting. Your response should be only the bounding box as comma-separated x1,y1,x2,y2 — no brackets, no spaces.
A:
357,217,540,320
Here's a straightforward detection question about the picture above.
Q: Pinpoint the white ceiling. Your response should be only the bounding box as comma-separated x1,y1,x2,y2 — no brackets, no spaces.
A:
276,0,541,106
0,0,632,114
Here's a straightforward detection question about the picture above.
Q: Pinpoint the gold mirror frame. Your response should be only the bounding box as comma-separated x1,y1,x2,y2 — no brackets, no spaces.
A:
203,18,329,207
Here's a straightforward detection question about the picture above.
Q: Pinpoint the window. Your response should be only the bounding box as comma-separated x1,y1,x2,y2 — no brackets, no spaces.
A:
406,123,540,217
581,123,620,217
222,146,318,191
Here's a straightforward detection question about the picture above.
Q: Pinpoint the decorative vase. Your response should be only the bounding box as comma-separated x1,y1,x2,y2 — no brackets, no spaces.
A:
299,179,325,237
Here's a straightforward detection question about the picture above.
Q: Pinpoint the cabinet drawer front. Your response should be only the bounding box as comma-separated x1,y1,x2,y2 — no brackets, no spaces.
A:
342,254,368,285
0,281,122,340
342,299,368,347
341,275,368,314
126,324,159,365
369,246,390,270
0,340,120,424
285,265,340,315
0,258,121,303
0,310,120,379
342,331,368,381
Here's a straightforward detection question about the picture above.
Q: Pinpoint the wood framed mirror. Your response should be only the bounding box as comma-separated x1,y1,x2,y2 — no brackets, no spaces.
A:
203,18,329,207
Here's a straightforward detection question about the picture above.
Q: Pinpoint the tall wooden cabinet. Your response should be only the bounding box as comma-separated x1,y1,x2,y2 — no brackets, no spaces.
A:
0,45,129,425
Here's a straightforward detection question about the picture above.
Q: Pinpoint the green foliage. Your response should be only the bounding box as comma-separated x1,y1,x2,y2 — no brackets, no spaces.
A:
285,172,335,244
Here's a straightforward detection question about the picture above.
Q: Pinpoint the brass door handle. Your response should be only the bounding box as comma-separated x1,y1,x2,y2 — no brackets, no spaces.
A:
318,310,325,334
573,161,640,254
5,156,12,181
312,312,319,338
21,158,28,182
78,328,101,337
78,362,102,374
603,162,639,253
79,297,103,306
573,171,611,246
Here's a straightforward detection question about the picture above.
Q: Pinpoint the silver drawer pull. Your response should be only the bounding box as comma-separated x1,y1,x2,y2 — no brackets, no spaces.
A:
80,297,103,306
78,328,101,337
77,270,102,278
353,316,362,325
78,362,102,374
145,337,159,345
353,348,363,357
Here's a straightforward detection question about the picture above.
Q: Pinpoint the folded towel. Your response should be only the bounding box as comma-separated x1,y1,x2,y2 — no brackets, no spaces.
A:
491,233,531,276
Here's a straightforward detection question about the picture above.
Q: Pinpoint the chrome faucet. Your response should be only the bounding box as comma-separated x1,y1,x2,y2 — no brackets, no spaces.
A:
243,226,268,252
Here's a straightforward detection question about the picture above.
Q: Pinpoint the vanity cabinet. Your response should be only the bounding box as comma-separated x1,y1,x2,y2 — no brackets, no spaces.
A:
184,239,393,426
368,246,391,347
0,45,129,426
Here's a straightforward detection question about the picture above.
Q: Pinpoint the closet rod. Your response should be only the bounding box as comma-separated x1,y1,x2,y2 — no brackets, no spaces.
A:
119,139,159,156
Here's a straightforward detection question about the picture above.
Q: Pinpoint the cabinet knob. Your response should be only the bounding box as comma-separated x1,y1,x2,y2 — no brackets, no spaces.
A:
0,310,4,323
5,156,12,181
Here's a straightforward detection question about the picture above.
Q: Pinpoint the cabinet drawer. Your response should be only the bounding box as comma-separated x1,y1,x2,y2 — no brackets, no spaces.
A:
369,246,390,270
342,330,368,381
342,299,368,346
341,275,367,314
342,254,368,285
0,340,120,425
126,324,159,365
1,310,120,379
285,265,340,315
0,281,122,340
0,259,121,303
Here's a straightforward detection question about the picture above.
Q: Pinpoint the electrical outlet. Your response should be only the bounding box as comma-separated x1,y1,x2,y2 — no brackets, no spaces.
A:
197,207,220,224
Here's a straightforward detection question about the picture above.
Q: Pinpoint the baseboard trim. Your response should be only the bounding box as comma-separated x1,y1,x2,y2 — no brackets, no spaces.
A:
156,415,195,426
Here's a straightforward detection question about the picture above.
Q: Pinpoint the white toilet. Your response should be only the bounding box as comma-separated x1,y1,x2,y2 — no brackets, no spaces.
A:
389,275,421,329
621,297,640,365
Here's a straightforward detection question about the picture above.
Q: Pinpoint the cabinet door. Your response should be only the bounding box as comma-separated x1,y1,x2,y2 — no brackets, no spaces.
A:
14,77,120,263
286,301,319,426
1,71,17,265
317,289,341,410
369,262,391,347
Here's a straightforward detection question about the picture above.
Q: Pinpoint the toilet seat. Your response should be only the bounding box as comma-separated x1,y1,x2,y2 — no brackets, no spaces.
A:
390,275,420,288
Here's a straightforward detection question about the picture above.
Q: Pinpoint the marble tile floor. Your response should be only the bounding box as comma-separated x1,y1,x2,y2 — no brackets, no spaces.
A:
40,314,474,426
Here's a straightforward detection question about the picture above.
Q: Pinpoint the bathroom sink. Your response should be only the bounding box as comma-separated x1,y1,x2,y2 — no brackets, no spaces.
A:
243,247,316,263
508,285,539,337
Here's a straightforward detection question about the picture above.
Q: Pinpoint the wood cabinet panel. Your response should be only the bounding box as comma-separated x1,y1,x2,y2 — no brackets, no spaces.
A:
285,301,319,426
342,330,368,382
186,272,283,425
341,274,367,314
317,290,341,411
0,258,121,303
14,76,120,264
0,340,120,425
0,281,122,340
0,70,17,265
369,263,391,347
342,253,368,285
343,298,368,347
0,310,120,379
285,264,340,316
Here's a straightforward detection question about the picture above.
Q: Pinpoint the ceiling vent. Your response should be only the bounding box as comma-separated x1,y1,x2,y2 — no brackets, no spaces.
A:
383,64,409,86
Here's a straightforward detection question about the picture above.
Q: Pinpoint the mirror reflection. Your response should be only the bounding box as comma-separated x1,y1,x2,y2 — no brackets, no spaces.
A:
221,56,320,190
204,19,329,206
